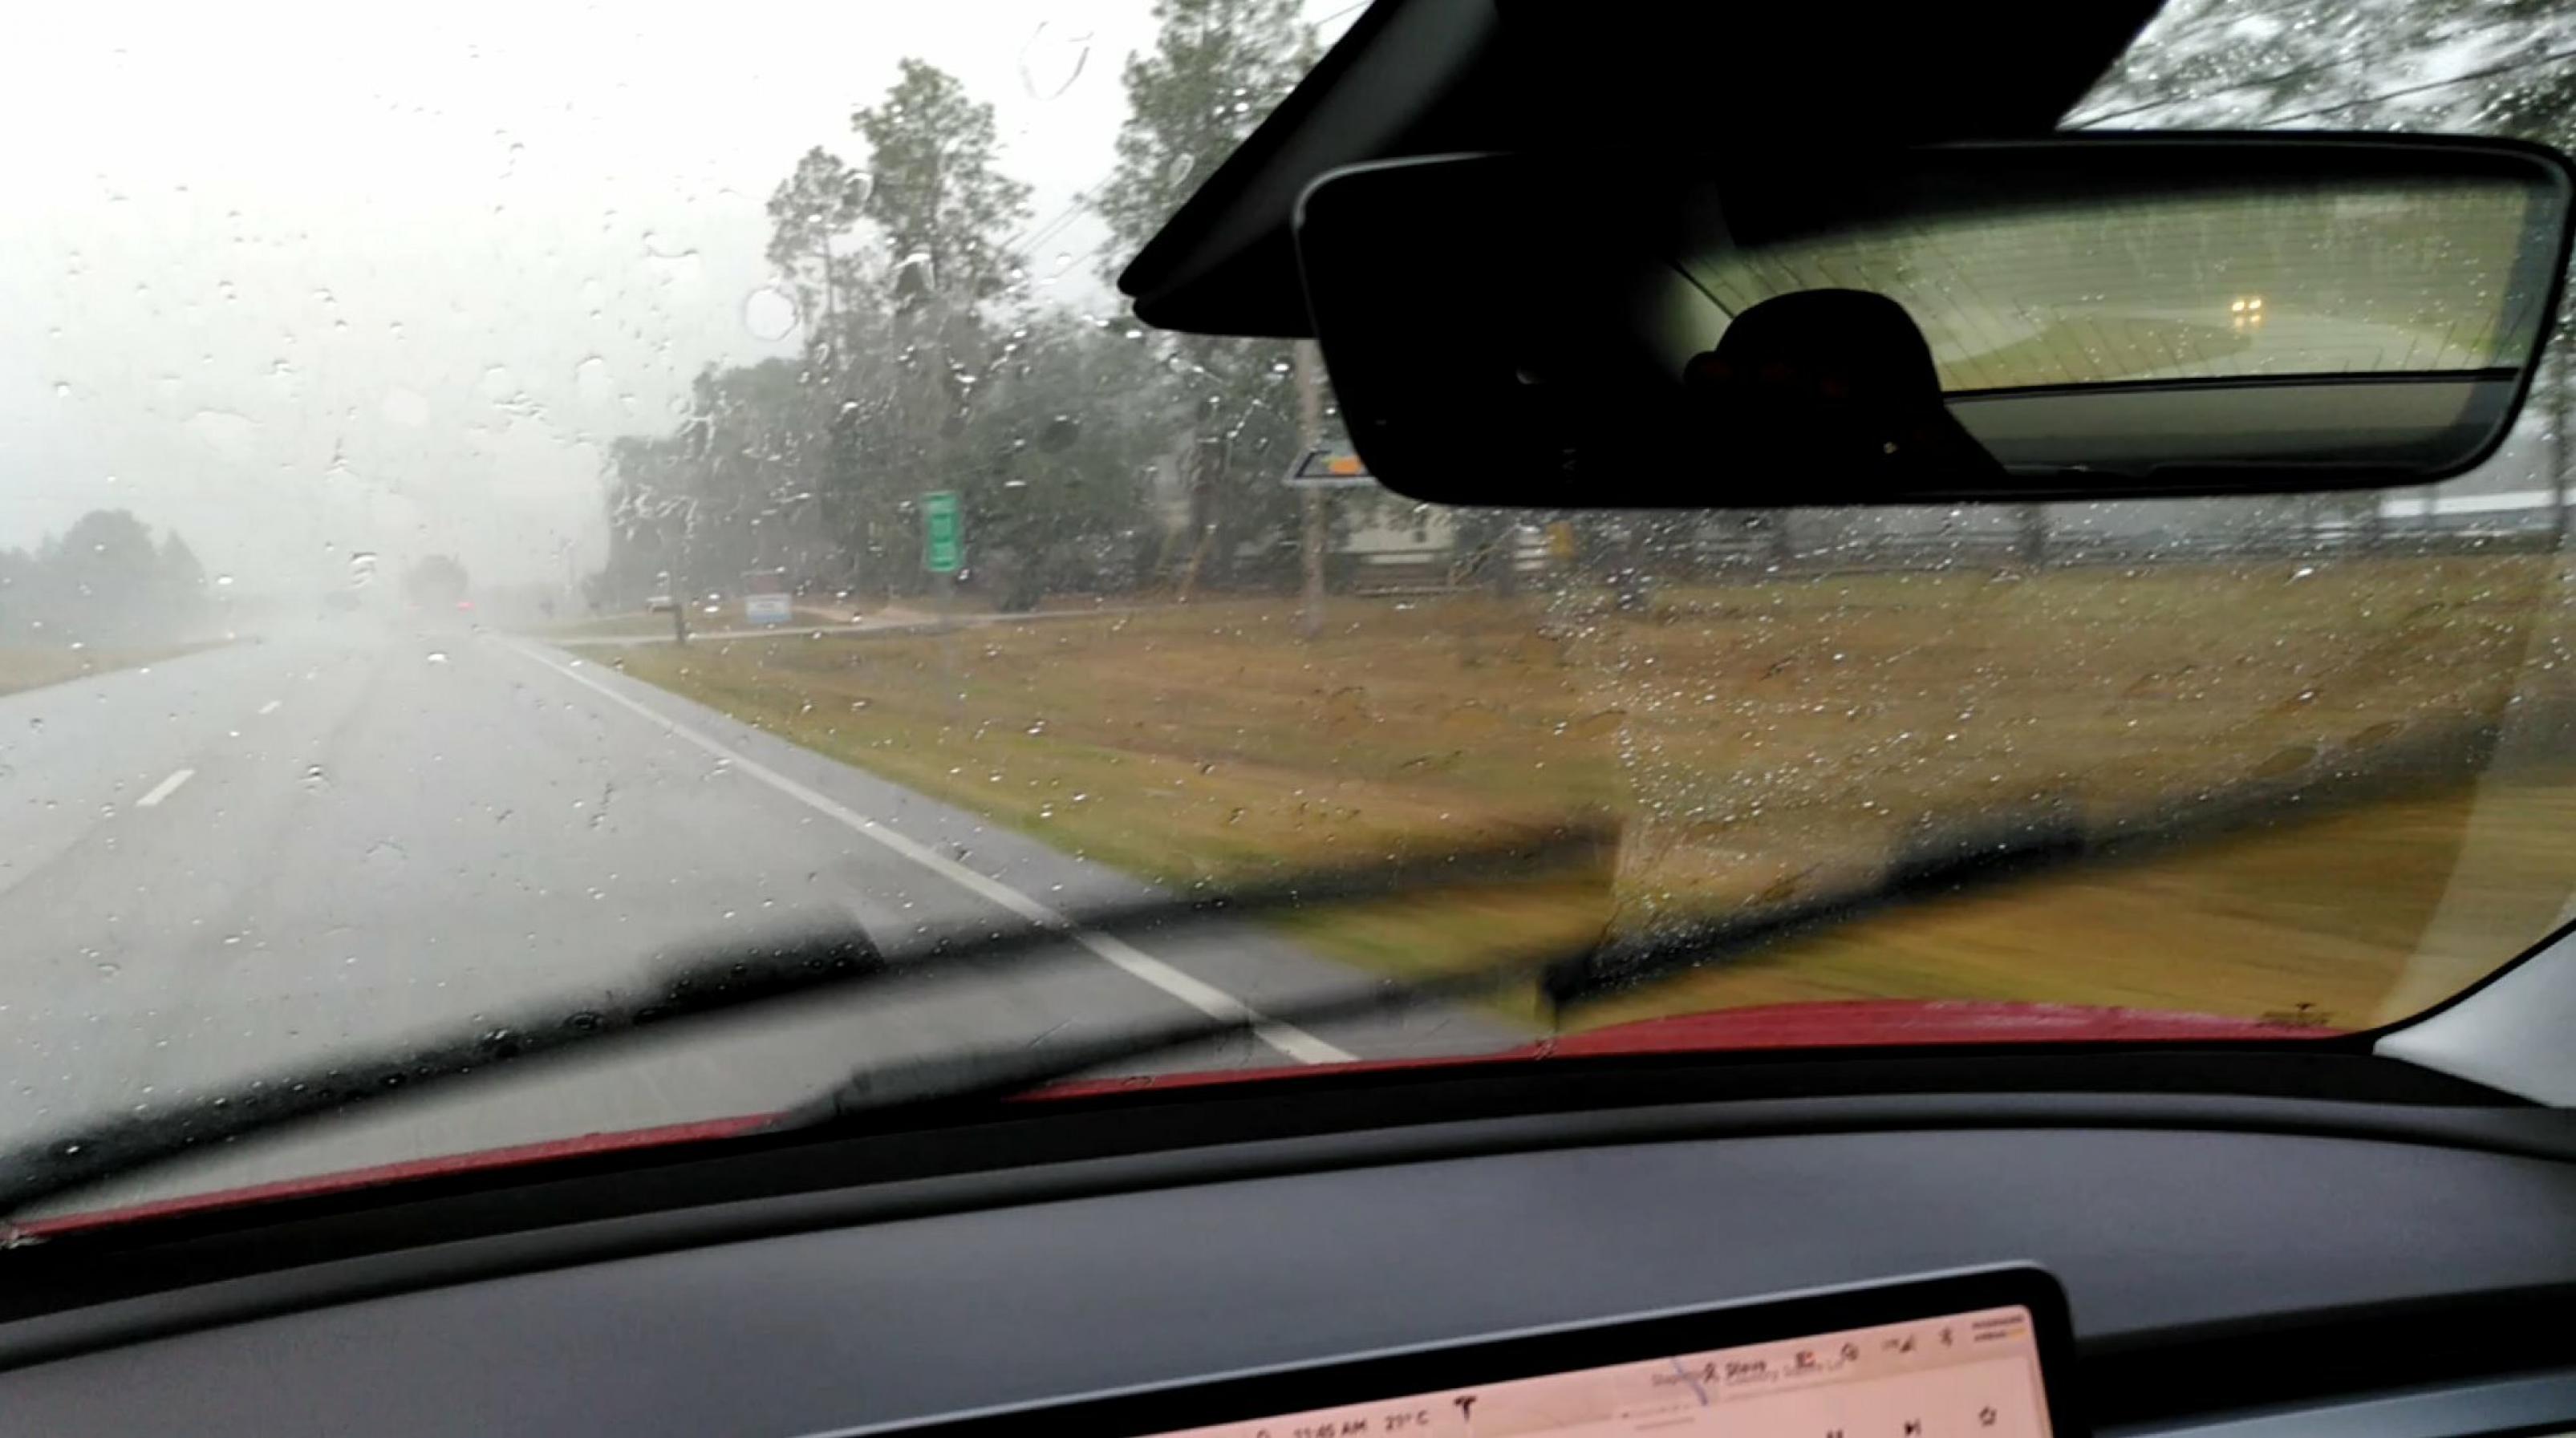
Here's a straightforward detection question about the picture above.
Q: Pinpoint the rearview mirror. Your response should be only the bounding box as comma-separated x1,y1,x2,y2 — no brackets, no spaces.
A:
1294,136,2576,507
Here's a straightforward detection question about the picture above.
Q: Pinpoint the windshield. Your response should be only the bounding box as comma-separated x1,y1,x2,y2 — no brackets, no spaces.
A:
7,0,2576,1215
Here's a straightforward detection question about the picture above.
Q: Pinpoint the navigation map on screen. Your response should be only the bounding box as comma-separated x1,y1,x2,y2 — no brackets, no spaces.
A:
1146,1305,2054,1438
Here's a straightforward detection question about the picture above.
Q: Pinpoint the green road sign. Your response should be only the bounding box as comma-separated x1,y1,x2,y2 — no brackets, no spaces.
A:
922,490,963,573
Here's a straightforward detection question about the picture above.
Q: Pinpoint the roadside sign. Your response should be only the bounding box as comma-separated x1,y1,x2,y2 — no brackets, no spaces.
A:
1287,444,1375,488
922,490,963,573
741,568,792,625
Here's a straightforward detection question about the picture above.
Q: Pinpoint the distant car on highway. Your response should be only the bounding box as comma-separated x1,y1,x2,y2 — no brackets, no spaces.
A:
644,594,675,613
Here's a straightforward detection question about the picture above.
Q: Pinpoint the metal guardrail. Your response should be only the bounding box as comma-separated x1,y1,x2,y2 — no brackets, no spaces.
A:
1337,506,2570,593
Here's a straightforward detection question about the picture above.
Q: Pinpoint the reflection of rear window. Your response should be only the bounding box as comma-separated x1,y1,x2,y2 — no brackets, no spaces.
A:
1693,183,2546,392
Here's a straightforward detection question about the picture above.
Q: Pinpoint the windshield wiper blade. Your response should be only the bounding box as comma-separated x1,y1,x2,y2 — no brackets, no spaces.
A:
0,932,891,1225
769,792,2388,1131
0,824,1613,1219
765,830,2096,1131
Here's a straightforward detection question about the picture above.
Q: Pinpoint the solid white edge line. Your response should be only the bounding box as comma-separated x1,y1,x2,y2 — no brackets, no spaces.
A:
136,768,195,808
497,638,1353,1066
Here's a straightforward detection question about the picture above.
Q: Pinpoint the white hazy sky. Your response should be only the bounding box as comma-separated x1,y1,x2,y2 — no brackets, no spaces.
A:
0,1,1358,593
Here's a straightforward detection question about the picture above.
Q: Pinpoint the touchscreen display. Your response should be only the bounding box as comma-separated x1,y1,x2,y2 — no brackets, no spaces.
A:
1145,1305,2052,1438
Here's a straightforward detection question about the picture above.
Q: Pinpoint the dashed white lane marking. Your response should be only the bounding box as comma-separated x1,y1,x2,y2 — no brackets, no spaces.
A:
256,699,281,715
136,768,196,808
498,638,1352,1065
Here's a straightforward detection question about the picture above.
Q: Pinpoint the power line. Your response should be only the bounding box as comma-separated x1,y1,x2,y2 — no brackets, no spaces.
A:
1020,209,1091,260
2070,11,2546,128
2066,0,2368,127
2072,52,2371,128
1016,209,1082,253
2257,41,2576,125
1009,192,1093,254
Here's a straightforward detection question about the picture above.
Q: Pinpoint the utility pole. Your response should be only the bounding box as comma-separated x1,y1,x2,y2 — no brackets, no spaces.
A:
2017,501,2048,569
1295,340,1329,640
2550,343,2571,552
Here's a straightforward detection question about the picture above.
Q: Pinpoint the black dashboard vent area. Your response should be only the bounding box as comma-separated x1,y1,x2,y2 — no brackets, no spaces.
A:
2083,1282,2576,1428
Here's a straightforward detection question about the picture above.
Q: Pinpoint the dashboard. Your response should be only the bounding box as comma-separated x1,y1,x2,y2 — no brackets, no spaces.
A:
1,1073,2573,1437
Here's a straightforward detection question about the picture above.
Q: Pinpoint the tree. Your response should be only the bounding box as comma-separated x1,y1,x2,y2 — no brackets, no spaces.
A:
816,59,1041,594
156,532,207,610
852,59,1033,315
690,358,840,585
54,509,168,639
1093,0,1316,261
1098,0,1321,589
956,316,1165,608
55,509,161,593
602,432,692,604
0,511,213,642
765,146,871,328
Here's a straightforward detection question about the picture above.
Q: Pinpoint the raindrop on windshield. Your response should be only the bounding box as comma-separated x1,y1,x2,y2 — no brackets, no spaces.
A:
1018,21,1093,99
425,651,451,666
742,286,800,342
573,354,618,404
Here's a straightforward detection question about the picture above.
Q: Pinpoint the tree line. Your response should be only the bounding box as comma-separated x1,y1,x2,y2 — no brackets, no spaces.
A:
0,509,209,646
598,0,2572,614
594,0,1326,614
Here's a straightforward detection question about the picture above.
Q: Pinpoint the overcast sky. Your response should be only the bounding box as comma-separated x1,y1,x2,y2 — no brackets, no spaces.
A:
0,1,1358,594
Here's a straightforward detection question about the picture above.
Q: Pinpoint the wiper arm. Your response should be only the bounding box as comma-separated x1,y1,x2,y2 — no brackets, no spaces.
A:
0,824,1613,1218
771,965,1525,1128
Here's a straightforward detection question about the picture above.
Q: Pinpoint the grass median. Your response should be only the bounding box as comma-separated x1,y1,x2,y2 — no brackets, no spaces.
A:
582,553,2576,1035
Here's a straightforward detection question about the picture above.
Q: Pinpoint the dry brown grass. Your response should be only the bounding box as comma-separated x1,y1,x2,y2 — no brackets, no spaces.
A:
592,553,2576,1033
